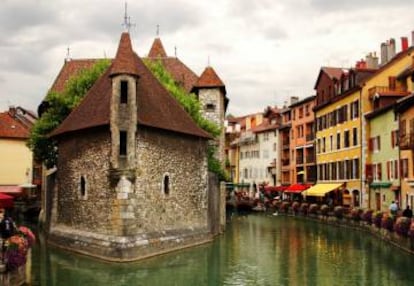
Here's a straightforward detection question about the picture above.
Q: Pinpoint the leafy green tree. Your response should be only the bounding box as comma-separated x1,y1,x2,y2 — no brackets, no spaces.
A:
28,59,110,168
144,60,228,180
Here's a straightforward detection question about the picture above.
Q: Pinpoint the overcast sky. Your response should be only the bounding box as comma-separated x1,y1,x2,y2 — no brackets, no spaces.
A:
1,0,414,116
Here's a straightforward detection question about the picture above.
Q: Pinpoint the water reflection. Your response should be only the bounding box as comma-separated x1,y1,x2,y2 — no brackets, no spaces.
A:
30,215,414,285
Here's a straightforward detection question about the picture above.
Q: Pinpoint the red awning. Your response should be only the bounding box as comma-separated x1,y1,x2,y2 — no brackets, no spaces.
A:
0,193,14,208
264,186,287,193
0,185,23,195
284,184,312,193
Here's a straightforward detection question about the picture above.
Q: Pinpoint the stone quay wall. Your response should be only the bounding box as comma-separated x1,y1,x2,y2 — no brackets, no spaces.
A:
49,126,216,261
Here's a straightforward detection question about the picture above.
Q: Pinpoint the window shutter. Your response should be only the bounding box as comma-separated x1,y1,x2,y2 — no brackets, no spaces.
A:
365,164,373,180
391,131,395,147
378,163,382,181
378,136,381,150
387,161,390,180
368,138,373,151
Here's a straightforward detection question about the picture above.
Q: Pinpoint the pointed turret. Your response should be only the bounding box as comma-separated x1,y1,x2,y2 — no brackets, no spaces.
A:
148,38,167,58
110,32,140,77
194,66,225,90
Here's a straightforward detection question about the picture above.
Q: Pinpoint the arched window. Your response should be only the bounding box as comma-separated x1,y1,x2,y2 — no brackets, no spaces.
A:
80,176,87,198
163,175,170,195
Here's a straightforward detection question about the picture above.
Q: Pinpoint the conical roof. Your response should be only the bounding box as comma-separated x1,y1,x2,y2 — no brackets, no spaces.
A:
148,38,167,58
195,66,225,88
50,33,211,139
110,32,140,77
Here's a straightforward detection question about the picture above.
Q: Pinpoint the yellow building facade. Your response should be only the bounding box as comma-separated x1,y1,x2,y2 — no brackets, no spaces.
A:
0,139,33,185
315,88,362,207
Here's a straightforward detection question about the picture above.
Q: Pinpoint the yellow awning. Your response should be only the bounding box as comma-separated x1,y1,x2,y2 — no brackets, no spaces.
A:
304,183,343,197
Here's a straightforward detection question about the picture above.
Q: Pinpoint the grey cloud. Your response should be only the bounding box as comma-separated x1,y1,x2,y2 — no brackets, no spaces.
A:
310,0,412,12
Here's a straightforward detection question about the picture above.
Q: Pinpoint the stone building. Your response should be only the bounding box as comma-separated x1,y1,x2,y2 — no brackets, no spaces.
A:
46,32,216,261
146,37,228,164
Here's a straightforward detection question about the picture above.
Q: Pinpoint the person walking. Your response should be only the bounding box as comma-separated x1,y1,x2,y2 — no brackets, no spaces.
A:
402,205,413,218
389,201,398,216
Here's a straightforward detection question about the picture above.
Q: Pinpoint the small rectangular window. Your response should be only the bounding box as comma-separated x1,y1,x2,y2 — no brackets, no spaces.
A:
206,103,216,111
120,81,128,104
120,131,127,156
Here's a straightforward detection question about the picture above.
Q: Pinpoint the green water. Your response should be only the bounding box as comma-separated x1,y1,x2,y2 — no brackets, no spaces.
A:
29,214,414,285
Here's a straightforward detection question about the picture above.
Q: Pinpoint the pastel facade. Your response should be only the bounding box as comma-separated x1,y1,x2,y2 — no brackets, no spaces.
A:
395,94,414,209
289,96,316,185
365,106,400,211
0,107,38,191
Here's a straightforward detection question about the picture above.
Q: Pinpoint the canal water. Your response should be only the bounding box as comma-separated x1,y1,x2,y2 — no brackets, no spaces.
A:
29,214,414,286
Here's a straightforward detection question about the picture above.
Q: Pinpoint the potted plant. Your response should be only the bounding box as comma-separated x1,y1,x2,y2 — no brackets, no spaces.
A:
292,201,300,215
320,204,329,216
381,213,395,232
372,211,383,228
300,203,309,215
309,204,319,215
350,208,363,221
394,217,411,237
361,209,374,224
334,206,344,219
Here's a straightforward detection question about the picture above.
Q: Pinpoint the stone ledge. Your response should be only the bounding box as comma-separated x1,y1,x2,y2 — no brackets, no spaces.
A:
48,224,212,262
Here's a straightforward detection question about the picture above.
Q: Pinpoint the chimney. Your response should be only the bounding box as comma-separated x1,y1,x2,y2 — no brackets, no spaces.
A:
380,42,388,65
290,96,299,105
387,38,396,60
401,37,409,51
371,52,379,69
8,106,16,118
366,53,373,69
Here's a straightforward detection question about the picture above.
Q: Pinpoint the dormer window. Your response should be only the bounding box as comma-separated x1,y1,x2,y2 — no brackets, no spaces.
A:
120,80,128,104
206,103,216,111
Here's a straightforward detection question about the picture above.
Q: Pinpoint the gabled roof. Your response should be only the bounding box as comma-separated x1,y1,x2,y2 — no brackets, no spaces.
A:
50,33,211,140
146,37,199,93
313,67,345,89
0,109,31,139
50,59,100,93
148,38,167,58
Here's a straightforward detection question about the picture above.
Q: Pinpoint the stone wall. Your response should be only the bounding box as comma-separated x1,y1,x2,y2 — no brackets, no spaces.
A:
55,130,112,234
198,88,225,164
50,126,211,261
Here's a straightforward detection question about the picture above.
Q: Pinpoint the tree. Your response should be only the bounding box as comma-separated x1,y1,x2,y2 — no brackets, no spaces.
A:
28,59,111,168
144,59,228,180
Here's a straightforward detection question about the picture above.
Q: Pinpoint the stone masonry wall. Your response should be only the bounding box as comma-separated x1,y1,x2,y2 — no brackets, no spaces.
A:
132,127,209,233
198,88,225,164
55,130,112,234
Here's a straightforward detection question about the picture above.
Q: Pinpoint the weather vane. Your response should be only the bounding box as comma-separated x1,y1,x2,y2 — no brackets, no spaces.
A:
122,2,135,32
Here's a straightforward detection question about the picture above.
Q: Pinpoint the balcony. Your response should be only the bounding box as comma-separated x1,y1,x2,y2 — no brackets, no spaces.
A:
400,133,414,150
296,156,304,165
368,86,408,99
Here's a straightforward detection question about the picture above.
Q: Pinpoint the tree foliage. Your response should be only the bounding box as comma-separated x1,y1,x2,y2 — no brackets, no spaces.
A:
28,59,111,168
144,59,228,180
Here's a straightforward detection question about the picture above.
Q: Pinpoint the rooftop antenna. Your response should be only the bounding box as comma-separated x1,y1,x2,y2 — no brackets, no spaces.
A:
208,55,210,67
122,2,135,32
156,24,160,37
65,46,71,62
174,46,177,58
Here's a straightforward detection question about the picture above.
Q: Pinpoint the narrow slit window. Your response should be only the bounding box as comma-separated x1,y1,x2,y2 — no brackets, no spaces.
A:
120,131,127,156
80,176,86,197
163,175,170,195
120,81,128,104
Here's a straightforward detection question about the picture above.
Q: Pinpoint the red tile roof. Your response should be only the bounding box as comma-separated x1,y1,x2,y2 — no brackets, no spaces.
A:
194,66,225,88
0,110,31,139
110,33,140,77
148,38,167,58
322,67,346,80
50,33,211,140
50,59,99,93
